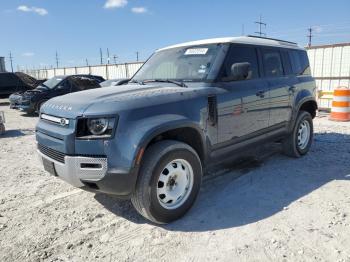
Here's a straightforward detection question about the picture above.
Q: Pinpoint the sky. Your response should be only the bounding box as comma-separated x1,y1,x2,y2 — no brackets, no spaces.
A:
1,0,350,71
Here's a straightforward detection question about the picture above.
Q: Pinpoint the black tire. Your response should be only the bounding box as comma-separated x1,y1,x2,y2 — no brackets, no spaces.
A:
0,123,5,135
35,100,47,114
131,140,202,224
282,110,313,158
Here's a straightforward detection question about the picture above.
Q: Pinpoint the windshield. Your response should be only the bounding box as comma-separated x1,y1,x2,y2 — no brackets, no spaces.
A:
41,76,65,89
132,44,225,82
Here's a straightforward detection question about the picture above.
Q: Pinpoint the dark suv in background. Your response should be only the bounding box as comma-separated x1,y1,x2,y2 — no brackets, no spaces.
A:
36,36,317,223
0,72,45,97
12,74,104,114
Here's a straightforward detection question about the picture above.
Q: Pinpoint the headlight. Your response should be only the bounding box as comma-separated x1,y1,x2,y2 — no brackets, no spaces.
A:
87,118,109,135
76,116,117,139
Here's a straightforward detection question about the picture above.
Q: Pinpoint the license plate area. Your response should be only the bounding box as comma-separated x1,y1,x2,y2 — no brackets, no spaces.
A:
42,158,58,176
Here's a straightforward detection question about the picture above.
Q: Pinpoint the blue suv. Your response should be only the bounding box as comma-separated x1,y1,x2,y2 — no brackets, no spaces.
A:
36,36,317,223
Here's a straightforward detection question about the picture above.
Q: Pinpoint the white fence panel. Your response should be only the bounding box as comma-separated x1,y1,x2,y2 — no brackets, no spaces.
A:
107,64,127,79
64,67,76,76
331,47,342,77
47,69,55,79
55,68,65,76
76,67,90,75
341,46,350,77
90,66,107,79
126,62,143,78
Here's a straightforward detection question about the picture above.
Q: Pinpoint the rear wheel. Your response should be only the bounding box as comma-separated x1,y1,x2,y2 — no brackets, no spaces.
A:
282,111,313,157
131,140,202,224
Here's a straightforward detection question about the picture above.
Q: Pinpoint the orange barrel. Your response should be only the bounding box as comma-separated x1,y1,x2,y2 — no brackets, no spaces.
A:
329,87,350,121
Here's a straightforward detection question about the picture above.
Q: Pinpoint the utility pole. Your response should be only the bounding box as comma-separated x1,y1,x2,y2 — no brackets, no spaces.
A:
107,48,110,64
307,27,313,47
100,48,103,65
55,51,59,68
86,58,89,66
9,52,14,72
136,51,139,62
241,24,245,36
254,15,266,37
113,55,118,64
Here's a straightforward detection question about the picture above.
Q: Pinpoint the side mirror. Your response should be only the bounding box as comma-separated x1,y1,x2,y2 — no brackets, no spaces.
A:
229,62,251,81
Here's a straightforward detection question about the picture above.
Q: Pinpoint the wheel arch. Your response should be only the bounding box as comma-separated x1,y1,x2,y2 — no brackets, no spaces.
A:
289,96,318,132
137,122,207,166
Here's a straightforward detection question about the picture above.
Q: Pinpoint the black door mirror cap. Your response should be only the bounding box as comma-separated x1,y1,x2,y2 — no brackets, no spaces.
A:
230,62,251,81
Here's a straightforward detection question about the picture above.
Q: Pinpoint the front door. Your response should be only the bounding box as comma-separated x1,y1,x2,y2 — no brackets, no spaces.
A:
215,44,270,145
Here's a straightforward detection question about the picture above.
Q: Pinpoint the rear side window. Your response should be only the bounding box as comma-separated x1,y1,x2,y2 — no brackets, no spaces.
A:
289,50,311,75
70,77,100,91
220,44,259,80
261,49,284,77
280,50,293,75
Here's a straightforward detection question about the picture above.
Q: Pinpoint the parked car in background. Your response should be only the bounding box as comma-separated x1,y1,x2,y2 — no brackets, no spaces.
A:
0,72,45,97
36,36,317,223
13,75,104,114
100,78,130,87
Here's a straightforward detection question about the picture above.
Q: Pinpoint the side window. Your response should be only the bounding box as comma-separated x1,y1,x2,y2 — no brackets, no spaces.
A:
261,49,284,77
58,80,71,90
281,50,293,75
289,50,311,75
70,77,100,91
220,45,259,80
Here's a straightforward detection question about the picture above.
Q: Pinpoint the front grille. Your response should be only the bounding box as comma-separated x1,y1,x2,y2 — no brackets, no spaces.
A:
38,144,66,163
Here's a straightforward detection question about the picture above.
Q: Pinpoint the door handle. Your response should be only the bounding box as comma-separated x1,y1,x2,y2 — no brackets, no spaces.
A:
289,86,296,93
256,90,265,98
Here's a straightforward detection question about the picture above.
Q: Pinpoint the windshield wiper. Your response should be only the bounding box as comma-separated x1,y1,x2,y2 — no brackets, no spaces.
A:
142,79,188,88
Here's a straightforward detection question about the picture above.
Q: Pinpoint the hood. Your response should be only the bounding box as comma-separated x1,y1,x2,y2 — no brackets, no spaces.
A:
23,86,48,96
40,84,209,118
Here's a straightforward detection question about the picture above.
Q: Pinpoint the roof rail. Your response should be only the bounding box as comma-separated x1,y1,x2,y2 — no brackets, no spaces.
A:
246,35,297,45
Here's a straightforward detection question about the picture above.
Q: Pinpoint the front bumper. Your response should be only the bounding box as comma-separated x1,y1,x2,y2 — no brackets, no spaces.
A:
37,148,139,198
38,149,108,187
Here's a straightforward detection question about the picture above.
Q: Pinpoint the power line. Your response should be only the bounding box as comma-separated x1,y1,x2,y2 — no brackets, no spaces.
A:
254,15,266,37
307,27,313,47
9,52,14,72
113,55,118,64
55,51,59,68
107,48,110,64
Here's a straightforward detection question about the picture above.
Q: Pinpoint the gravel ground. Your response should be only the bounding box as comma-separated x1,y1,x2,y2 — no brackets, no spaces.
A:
0,99,349,262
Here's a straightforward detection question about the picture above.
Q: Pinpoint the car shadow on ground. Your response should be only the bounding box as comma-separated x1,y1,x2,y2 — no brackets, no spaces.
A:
0,129,35,138
95,132,350,232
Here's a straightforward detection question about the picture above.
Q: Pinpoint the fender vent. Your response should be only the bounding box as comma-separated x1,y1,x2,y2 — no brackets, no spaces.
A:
208,95,218,126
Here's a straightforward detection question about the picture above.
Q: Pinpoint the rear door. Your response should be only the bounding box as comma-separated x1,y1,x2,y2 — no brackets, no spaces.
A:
260,48,294,127
216,44,270,145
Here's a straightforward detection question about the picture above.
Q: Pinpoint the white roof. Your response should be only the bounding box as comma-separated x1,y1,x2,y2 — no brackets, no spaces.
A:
157,36,303,51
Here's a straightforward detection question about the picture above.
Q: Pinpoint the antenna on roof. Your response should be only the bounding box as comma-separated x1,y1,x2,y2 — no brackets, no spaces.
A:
254,15,266,37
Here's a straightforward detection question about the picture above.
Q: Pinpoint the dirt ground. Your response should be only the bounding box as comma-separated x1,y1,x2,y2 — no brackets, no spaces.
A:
0,98,349,262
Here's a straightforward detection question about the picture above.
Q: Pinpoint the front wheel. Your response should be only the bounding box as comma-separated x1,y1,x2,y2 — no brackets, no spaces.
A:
282,110,313,158
131,140,202,224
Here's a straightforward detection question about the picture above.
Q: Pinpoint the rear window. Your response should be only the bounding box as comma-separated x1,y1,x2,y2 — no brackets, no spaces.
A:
288,50,311,75
261,49,284,77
